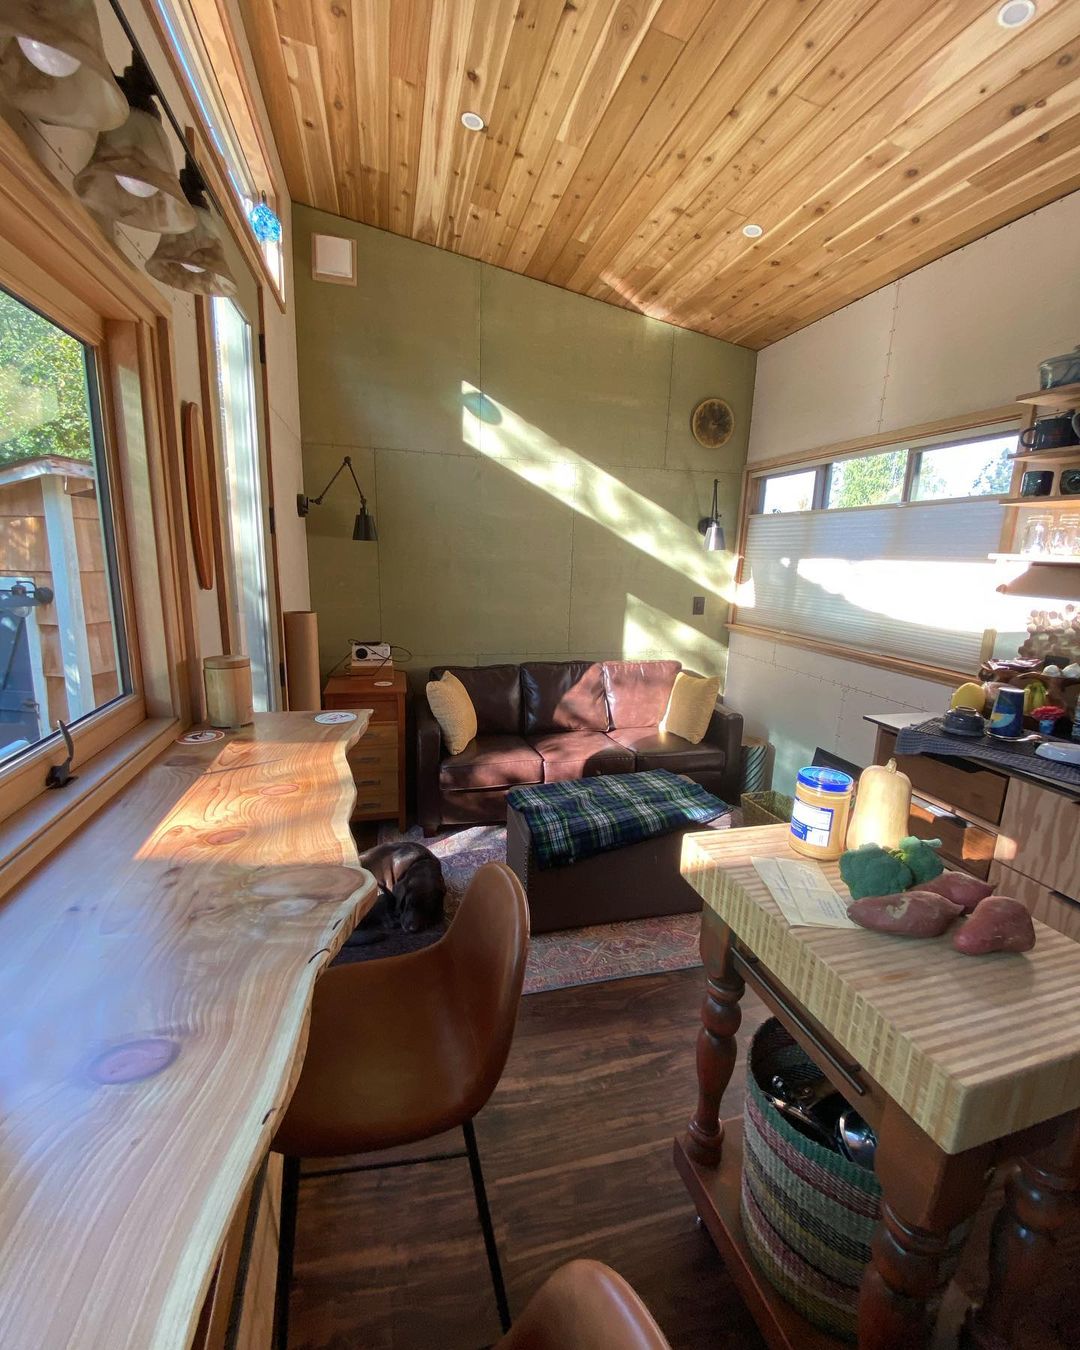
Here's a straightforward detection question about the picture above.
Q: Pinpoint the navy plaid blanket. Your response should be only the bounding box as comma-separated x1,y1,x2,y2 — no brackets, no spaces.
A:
507,769,730,870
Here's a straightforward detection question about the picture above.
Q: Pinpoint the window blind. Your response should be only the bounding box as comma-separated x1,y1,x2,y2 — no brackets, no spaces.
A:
741,499,1005,671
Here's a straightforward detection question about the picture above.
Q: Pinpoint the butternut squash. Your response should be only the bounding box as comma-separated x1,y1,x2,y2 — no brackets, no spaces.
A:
847,759,912,850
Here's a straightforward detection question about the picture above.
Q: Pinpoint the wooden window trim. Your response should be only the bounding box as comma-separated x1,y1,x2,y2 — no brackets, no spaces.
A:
730,405,1024,686
0,119,193,868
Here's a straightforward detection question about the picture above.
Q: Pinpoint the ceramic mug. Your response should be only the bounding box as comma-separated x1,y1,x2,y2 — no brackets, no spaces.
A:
1020,414,1080,452
1021,469,1055,497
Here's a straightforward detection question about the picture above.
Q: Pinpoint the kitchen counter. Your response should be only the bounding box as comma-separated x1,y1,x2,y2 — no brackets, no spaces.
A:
0,713,375,1349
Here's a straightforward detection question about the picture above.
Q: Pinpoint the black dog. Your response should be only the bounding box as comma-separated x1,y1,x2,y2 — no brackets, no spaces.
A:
351,841,446,945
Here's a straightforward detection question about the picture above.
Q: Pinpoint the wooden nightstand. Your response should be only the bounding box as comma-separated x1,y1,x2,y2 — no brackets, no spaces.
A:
323,668,407,829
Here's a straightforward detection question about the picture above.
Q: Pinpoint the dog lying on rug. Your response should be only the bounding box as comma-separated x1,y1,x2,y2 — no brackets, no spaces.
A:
351,841,446,944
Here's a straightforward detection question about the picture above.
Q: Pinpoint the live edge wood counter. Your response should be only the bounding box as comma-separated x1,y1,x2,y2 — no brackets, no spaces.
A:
0,712,376,1350
675,824,1080,1350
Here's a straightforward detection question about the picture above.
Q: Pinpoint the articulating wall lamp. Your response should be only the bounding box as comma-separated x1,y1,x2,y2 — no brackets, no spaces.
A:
297,455,377,541
697,478,726,553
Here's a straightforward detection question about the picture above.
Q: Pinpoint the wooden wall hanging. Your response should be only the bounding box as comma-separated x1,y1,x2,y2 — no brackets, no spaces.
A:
691,397,735,449
182,400,215,590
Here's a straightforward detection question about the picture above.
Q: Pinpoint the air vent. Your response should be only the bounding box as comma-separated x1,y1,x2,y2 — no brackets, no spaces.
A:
311,233,357,285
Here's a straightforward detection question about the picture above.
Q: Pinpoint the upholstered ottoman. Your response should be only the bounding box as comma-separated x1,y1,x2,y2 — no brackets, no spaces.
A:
505,799,736,934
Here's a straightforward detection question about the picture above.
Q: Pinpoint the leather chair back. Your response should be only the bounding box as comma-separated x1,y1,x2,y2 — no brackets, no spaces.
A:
521,661,609,734
431,665,522,734
445,862,530,1109
601,661,681,729
497,1259,671,1350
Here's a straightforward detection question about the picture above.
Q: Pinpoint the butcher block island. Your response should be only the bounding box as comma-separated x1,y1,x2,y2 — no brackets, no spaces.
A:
0,713,376,1350
675,823,1080,1350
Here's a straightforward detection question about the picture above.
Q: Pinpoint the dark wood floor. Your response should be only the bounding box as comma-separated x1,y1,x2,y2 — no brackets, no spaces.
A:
288,968,771,1349
288,964,1080,1350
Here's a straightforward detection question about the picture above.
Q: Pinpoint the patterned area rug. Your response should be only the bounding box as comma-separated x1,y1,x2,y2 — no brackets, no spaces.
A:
343,823,702,995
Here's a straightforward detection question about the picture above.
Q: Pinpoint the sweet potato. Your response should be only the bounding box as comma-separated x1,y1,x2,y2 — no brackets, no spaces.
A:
849,890,963,938
920,871,995,914
952,896,1036,955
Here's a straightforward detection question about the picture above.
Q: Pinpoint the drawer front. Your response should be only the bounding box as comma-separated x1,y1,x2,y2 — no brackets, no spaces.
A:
347,741,398,774
352,776,399,817
877,730,1008,825
359,722,398,748
322,694,399,725
991,862,1080,942
995,778,1080,896
909,798,995,881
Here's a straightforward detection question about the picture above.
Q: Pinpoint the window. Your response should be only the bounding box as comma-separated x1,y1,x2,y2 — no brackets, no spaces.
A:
826,448,906,509
760,469,818,514
152,0,284,297
741,423,1019,673
0,289,128,766
211,297,273,710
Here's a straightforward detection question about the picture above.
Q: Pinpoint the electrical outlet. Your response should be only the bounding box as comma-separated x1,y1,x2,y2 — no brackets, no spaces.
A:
692,595,705,615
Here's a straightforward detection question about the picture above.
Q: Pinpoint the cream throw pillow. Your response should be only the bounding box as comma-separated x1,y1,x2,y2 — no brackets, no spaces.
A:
661,672,720,744
426,671,478,755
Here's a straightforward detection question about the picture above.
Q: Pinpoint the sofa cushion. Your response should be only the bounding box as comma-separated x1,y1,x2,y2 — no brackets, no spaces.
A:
661,671,720,745
601,660,681,730
439,734,543,791
425,670,477,754
525,730,634,783
607,727,725,775
430,664,521,735
521,661,609,734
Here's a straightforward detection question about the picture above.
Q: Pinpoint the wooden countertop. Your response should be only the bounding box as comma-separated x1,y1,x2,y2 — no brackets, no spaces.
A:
0,713,376,1350
682,824,1080,1155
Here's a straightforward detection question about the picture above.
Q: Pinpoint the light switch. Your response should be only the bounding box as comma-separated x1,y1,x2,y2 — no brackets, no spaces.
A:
692,595,705,615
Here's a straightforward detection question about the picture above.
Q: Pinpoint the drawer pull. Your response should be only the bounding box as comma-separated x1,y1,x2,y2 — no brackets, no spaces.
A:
1051,889,1080,909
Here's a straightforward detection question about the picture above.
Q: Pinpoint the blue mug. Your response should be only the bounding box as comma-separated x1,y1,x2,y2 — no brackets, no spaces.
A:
989,687,1025,739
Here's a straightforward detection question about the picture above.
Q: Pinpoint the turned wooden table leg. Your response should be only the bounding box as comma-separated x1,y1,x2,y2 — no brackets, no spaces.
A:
686,908,744,1166
858,1103,994,1350
965,1109,1080,1350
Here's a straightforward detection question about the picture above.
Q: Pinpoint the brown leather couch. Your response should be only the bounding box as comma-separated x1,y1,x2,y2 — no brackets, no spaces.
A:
416,659,742,836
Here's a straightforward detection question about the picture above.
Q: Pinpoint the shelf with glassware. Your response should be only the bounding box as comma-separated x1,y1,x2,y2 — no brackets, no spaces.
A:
1000,375,1080,561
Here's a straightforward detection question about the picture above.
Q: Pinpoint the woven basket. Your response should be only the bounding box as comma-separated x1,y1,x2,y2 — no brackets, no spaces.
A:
740,790,794,828
740,1019,881,1340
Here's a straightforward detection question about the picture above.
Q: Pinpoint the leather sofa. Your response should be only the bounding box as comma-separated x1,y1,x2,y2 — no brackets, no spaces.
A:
416,659,742,837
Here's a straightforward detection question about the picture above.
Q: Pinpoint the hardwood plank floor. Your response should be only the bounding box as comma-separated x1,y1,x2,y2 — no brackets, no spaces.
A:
289,968,770,1349
287,966,1080,1350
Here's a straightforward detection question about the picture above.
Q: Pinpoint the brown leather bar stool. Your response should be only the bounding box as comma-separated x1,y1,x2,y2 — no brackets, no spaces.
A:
272,861,529,1349
497,1260,671,1350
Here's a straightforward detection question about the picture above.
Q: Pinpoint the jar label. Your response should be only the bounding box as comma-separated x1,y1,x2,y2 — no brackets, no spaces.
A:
790,798,835,849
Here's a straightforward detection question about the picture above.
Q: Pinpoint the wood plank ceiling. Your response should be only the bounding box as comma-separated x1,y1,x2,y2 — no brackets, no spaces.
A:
241,0,1080,349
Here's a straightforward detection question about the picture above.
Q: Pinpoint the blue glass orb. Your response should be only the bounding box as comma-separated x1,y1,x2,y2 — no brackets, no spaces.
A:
249,200,282,244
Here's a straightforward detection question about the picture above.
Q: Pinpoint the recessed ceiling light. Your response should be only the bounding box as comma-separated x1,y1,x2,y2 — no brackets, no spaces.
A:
742,223,764,238
998,0,1036,27
461,111,486,132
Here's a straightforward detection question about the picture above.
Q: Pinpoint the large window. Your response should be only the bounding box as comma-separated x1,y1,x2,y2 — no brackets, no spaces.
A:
0,289,128,766
741,424,1018,672
211,297,273,710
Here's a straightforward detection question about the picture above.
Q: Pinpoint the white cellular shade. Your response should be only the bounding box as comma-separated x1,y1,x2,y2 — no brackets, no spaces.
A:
741,499,1005,670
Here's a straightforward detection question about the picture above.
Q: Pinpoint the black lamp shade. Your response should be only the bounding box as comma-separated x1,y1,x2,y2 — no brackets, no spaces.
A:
353,508,377,542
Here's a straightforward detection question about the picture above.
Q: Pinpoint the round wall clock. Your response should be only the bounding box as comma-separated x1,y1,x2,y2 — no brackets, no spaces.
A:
691,397,735,449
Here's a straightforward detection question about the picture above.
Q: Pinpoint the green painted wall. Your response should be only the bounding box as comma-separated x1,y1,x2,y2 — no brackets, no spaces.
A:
294,205,756,689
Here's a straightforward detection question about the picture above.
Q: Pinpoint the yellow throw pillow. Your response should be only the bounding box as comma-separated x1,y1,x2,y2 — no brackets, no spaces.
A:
660,671,720,745
426,671,478,755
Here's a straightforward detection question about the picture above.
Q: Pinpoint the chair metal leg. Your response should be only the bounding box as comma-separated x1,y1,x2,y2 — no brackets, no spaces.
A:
274,1155,301,1350
462,1118,512,1333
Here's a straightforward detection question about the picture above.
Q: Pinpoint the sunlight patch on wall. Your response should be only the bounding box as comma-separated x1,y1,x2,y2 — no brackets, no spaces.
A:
462,381,734,602
623,593,728,681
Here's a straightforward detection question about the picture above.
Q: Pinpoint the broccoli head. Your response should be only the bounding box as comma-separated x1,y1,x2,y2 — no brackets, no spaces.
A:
838,843,914,900
891,835,944,886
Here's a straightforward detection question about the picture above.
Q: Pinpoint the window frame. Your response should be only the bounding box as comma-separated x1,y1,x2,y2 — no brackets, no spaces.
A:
730,406,1022,684
145,0,287,308
0,118,194,891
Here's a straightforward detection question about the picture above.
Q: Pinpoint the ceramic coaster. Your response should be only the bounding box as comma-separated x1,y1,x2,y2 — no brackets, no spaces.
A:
373,679,394,686
177,728,225,744
314,710,357,723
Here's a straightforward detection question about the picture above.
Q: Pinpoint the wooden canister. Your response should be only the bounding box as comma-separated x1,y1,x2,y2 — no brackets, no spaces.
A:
203,655,254,728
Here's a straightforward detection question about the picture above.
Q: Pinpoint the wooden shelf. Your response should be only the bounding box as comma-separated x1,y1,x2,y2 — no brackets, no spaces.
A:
989,553,1080,564
1015,382,1080,409
1000,495,1080,506
673,1125,843,1350
1007,449,1080,464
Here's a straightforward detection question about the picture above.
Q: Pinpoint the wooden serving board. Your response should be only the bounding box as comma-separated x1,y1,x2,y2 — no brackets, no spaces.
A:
0,713,375,1350
682,825,1080,1155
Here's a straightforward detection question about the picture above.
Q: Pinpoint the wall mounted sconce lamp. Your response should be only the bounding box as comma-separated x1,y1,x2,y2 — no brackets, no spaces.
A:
297,455,377,541
697,478,726,552
0,0,127,131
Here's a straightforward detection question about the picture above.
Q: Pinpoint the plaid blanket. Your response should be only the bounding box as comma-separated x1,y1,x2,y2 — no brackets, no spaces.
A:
507,769,730,870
